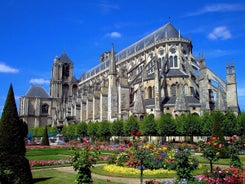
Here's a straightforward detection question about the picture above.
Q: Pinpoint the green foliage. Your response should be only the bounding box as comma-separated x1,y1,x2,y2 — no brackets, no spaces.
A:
157,114,176,137
87,122,98,142
200,112,213,136
98,120,111,142
41,125,50,146
227,135,243,168
211,111,229,158
124,116,139,136
140,115,157,136
110,119,124,137
199,136,222,172
72,139,100,184
174,148,194,182
236,112,245,136
0,84,33,183
76,122,87,138
223,110,237,136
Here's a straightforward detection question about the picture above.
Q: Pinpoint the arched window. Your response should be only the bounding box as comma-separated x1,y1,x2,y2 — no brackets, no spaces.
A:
148,87,153,98
41,104,49,114
174,56,178,67
169,56,173,67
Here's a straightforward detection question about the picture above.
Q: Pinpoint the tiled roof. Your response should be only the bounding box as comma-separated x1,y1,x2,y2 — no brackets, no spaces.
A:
166,69,189,78
24,86,51,98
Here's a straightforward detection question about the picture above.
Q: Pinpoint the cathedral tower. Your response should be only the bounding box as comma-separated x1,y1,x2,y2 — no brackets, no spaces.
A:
226,62,239,114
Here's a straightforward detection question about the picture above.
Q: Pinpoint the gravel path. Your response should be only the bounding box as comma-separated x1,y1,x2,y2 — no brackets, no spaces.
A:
55,166,173,184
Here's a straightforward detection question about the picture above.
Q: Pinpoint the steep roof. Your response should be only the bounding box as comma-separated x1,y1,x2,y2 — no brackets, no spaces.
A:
24,86,51,98
81,22,184,80
59,52,73,63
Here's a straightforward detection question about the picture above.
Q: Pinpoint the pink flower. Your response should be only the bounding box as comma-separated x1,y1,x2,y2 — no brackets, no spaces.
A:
82,137,88,142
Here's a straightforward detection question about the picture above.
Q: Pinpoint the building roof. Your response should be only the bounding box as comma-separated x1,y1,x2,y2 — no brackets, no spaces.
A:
145,96,200,108
24,86,51,98
59,52,73,63
81,22,184,80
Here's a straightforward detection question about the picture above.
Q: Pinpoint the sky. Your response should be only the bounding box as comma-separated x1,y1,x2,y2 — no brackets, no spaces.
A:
0,0,245,115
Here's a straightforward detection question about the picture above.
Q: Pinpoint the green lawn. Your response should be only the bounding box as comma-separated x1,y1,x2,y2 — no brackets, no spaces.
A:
32,169,123,184
27,148,73,160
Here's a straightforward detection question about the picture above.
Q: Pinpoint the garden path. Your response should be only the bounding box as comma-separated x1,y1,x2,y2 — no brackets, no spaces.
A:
55,166,173,184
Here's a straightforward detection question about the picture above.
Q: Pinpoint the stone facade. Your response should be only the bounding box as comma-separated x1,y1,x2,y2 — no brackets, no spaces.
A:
19,22,239,127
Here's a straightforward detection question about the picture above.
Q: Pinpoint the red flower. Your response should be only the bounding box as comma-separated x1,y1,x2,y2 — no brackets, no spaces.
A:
136,131,141,137
130,131,135,136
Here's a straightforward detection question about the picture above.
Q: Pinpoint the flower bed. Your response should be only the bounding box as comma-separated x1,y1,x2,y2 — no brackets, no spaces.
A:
29,158,72,167
104,164,175,176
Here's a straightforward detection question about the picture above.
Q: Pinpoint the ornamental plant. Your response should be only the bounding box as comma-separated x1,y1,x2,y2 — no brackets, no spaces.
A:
199,136,222,172
227,135,243,168
72,138,100,184
198,166,244,184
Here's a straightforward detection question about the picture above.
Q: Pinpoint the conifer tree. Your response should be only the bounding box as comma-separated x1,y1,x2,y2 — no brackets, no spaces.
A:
41,125,50,146
0,84,33,183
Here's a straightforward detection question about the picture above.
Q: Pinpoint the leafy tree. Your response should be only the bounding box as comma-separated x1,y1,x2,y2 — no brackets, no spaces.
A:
87,121,98,142
98,120,111,142
41,125,50,146
157,114,176,140
201,112,213,136
0,84,32,183
124,115,139,136
174,114,186,137
236,112,245,136
110,119,124,137
183,114,202,143
223,110,237,136
211,111,228,158
76,122,87,138
140,114,157,138
48,126,58,137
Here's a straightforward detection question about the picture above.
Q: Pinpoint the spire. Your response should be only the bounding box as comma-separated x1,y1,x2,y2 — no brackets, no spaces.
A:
133,86,146,114
174,84,189,112
109,43,116,75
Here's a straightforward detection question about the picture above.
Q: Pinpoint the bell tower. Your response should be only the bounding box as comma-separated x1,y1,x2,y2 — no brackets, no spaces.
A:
226,61,239,114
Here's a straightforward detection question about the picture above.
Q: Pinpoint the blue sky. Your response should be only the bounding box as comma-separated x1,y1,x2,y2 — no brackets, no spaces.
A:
0,0,245,115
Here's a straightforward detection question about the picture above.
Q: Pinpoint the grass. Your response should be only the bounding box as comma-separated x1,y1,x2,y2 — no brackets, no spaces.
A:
26,148,73,160
32,169,123,184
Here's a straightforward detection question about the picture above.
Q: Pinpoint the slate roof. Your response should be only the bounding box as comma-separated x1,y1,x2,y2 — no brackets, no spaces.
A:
81,22,184,80
145,96,200,108
59,52,72,63
24,86,51,98
166,69,189,78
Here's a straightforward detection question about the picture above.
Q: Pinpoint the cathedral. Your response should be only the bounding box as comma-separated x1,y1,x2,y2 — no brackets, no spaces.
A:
19,22,239,128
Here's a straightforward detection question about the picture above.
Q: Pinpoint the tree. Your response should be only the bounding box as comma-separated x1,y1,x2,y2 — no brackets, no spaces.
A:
124,116,139,136
41,125,50,146
157,114,176,141
0,84,33,183
223,110,237,136
201,112,213,136
237,112,245,136
183,114,201,143
211,111,228,158
76,122,88,138
98,120,111,142
140,115,157,139
110,119,124,143
87,122,98,142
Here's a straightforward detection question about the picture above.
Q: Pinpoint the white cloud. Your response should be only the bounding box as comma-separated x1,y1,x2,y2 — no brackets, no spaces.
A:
0,63,19,73
186,3,245,16
208,26,231,40
29,78,49,85
105,31,122,38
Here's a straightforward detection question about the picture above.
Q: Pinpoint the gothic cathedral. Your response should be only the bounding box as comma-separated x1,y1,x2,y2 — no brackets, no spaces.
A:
19,22,239,127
